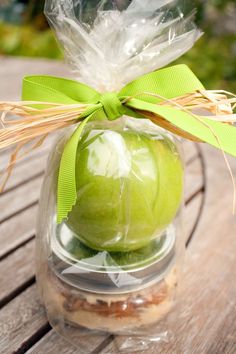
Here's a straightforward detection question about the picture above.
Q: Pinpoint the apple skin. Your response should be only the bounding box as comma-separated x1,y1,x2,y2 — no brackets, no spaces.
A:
66,127,183,252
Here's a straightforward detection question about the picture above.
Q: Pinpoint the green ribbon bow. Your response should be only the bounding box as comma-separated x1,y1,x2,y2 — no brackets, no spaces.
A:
22,64,236,223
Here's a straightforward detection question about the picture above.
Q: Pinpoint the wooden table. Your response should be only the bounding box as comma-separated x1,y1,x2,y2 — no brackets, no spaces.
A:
0,58,236,354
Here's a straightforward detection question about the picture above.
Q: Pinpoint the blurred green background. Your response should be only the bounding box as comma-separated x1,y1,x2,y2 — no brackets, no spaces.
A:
0,0,235,92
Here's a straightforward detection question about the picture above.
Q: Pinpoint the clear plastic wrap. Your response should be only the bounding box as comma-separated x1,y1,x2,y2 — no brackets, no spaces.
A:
45,0,201,91
36,0,200,351
37,119,184,347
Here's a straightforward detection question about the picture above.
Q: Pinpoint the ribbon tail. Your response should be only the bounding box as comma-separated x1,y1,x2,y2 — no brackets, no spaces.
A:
57,115,92,223
126,99,236,158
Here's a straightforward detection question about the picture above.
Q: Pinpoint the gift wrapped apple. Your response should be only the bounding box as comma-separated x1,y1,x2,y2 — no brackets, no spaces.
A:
1,0,236,349
66,123,184,252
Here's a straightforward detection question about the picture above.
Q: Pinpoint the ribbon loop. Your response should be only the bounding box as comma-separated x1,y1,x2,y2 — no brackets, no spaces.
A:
99,92,125,120
18,64,236,223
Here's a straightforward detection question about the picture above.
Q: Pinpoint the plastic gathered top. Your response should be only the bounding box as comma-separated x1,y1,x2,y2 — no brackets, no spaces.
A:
45,0,202,92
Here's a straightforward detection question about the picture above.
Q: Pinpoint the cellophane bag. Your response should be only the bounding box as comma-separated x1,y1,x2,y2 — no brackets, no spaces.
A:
36,0,201,351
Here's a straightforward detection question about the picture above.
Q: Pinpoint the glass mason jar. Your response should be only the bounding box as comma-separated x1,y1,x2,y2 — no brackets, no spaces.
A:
36,117,185,343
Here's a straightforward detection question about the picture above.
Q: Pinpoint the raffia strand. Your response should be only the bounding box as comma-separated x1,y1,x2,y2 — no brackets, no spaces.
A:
0,89,235,211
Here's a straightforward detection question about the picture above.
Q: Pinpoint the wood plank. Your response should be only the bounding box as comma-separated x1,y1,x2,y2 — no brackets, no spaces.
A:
0,138,52,169
27,331,81,354
205,309,236,354
0,239,35,307
0,285,49,354
27,329,112,354
0,285,109,354
1,151,47,194
0,57,71,101
0,131,58,174
0,204,37,259
100,145,236,354
0,176,41,223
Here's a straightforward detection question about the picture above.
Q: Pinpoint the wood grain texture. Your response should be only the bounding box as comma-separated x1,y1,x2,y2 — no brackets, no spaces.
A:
0,240,35,306
0,285,48,354
0,148,48,191
0,283,110,354
0,57,71,100
0,205,37,259
27,329,112,354
0,176,41,222
0,139,51,169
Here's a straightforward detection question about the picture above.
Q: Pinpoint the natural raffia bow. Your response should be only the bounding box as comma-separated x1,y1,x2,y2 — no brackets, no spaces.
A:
0,64,236,222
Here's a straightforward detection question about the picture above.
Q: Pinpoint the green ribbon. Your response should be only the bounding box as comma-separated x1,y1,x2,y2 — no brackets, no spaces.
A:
22,64,236,223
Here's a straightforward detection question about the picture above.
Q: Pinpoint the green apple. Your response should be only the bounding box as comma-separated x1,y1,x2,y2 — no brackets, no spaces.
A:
66,126,183,252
